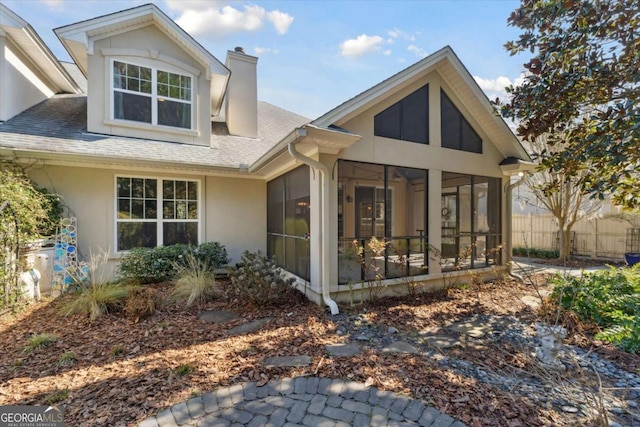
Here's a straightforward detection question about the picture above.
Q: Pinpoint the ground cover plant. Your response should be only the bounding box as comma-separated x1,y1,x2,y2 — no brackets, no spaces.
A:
550,265,640,353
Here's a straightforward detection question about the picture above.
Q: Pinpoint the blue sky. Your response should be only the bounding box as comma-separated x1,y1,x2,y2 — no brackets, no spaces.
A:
3,0,528,119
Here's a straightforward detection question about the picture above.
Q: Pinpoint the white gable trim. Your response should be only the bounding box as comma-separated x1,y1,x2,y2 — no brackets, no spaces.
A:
0,4,81,94
313,46,530,161
54,3,229,114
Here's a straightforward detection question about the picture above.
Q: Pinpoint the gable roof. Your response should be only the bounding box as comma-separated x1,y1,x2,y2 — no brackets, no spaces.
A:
313,46,530,161
0,4,81,94
54,3,230,115
0,95,309,174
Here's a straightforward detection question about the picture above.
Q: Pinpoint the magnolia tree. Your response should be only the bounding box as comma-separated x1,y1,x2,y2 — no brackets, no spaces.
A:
523,134,603,262
500,0,640,209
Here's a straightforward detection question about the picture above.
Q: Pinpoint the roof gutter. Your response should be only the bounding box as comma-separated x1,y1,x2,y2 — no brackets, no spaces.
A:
288,128,339,315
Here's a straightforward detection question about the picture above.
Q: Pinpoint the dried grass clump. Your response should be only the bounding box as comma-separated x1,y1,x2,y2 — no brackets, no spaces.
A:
124,287,159,323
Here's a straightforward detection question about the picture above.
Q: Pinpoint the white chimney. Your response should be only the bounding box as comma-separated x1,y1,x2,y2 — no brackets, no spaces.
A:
224,47,258,138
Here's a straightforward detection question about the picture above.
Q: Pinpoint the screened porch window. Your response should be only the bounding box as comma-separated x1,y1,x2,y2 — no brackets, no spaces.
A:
338,160,428,284
441,173,501,270
113,60,192,130
267,166,311,281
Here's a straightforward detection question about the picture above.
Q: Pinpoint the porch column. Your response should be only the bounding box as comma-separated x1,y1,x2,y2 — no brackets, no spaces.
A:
428,169,442,274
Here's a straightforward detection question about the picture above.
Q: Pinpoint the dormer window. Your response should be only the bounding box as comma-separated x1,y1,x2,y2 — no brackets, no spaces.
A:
112,60,192,130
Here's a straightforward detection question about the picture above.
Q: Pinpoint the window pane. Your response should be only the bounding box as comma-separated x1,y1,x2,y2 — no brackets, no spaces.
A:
175,181,186,199
114,91,151,123
127,64,139,78
163,181,174,199
158,100,191,129
169,85,180,99
117,199,130,219
284,166,310,237
158,84,168,97
402,85,429,144
176,201,187,219
140,67,151,81
158,70,168,84
163,222,198,246
187,181,197,200
144,179,157,198
145,200,157,219
188,201,198,219
127,77,140,92
140,80,152,94
118,222,157,250
113,75,126,89
267,176,284,234
461,119,482,153
131,199,144,219
374,102,401,140
163,201,175,219
131,178,144,198
117,177,130,197
114,61,126,77
440,90,459,150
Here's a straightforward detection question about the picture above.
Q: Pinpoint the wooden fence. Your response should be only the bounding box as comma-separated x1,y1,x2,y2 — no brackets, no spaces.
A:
512,214,633,260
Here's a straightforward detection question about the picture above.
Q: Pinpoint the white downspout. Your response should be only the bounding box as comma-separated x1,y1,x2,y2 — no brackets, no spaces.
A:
288,128,339,315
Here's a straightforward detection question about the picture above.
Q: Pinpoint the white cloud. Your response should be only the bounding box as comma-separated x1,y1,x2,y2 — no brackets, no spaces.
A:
382,49,392,56
388,28,416,42
266,10,294,35
254,47,279,55
340,34,385,57
41,0,63,7
407,45,427,58
167,2,294,36
473,73,527,100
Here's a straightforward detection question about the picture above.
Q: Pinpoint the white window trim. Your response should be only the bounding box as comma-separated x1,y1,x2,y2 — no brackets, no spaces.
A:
114,174,202,253
108,58,196,132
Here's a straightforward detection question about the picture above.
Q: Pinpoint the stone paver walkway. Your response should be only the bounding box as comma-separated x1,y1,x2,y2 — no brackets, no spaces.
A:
138,377,466,427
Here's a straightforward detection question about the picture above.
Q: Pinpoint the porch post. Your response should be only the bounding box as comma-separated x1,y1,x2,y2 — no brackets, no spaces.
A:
428,169,442,274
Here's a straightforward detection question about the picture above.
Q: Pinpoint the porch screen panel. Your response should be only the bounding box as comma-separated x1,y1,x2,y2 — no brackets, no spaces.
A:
441,173,501,271
267,166,310,281
338,160,428,284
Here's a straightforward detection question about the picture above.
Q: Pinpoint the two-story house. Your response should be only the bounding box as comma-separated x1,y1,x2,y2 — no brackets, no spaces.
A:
0,4,532,313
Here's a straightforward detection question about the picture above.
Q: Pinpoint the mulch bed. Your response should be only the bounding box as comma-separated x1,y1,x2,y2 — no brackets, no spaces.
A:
0,277,637,426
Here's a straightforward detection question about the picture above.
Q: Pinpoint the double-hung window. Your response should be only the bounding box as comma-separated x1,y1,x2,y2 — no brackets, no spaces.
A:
116,177,199,251
112,60,192,130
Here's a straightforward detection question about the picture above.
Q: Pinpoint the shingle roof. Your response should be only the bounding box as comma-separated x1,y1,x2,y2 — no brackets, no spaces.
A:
0,95,309,172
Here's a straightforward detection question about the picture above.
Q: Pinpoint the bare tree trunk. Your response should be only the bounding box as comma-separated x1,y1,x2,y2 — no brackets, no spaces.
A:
558,227,572,262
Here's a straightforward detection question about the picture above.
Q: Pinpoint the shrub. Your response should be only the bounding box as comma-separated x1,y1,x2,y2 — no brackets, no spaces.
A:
24,333,58,352
124,287,159,322
171,253,222,306
513,247,560,259
228,251,297,306
193,242,229,271
118,242,229,284
550,265,640,353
